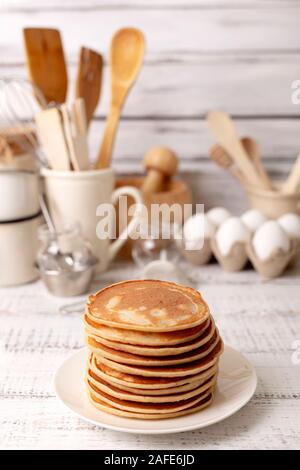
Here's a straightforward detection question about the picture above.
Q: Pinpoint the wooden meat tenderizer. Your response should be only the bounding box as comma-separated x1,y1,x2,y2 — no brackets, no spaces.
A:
141,147,178,193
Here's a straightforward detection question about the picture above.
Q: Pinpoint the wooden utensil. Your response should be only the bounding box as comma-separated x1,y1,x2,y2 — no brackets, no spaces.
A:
71,98,89,170
281,154,300,194
23,28,67,105
209,143,246,184
35,107,70,170
72,98,87,135
242,137,273,190
142,147,178,193
60,104,79,171
75,47,103,126
61,99,89,171
207,111,265,189
95,28,145,169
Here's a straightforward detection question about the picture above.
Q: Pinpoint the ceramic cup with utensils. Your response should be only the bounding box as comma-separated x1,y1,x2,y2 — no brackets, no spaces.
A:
42,167,142,272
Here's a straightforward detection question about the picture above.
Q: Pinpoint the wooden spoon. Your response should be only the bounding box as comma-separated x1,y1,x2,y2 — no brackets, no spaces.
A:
23,28,67,105
95,28,145,169
207,111,265,189
242,137,273,190
75,47,103,127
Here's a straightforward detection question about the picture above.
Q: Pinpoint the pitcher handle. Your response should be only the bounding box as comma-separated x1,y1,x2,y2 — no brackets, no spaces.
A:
108,186,143,261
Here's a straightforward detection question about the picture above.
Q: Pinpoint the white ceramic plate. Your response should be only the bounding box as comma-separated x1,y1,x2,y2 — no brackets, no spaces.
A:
54,346,257,435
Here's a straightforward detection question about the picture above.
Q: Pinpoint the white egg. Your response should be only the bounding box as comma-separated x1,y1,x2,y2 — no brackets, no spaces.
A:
252,220,290,261
184,213,216,242
215,217,250,256
277,213,300,240
206,207,232,228
241,209,267,233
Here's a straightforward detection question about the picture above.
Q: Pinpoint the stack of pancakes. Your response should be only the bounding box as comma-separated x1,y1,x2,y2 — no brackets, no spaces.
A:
84,280,223,420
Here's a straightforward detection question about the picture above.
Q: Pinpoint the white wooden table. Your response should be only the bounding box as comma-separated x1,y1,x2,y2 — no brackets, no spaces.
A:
0,260,300,450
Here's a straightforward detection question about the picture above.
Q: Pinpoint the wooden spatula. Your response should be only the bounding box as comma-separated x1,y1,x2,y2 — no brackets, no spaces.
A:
23,27,68,105
207,111,265,189
95,28,145,169
75,47,103,126
35,107,70,170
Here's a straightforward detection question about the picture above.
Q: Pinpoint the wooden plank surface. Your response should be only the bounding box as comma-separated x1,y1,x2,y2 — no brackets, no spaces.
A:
87,118,300,164
1,6,300,63
0,261,300,450
3,1,300,9
2,56,299,118
1,0,299,175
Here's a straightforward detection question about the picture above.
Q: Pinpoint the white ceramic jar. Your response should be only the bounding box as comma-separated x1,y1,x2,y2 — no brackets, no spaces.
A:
0,213,41,286
0,169,40,222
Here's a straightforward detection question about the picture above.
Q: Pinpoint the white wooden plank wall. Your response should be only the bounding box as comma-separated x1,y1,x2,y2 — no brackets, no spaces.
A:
0,0,300,211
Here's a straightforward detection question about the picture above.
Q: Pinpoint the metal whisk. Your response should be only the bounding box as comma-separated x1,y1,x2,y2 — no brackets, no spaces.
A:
0,77,48,166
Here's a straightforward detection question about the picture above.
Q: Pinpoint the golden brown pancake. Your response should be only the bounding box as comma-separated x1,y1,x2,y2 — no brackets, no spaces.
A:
84,280,223,420
84,314,211,346
87,389,214,419
91,353,218,390
86,330,220,366
91,371,217,396
87,378,213,414
94,338,223,378
86,280,210,332
85,318,215,356
87,368,216,403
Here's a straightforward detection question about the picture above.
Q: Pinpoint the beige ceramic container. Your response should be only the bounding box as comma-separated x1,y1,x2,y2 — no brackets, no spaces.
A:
245,183,300,218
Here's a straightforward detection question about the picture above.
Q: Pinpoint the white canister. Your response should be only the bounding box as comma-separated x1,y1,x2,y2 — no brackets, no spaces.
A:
0,169,40,222
0,213,41,286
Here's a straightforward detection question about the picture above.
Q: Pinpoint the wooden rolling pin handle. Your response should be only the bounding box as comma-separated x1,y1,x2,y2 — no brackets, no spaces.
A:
142,169,165,193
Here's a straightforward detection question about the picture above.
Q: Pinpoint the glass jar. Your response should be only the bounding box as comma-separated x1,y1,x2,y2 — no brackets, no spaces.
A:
37,223,98,296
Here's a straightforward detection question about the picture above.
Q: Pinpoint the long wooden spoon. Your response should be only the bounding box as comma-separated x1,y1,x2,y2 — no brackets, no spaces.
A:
75,47,103,127
95,28,145,169
207,111,266,189
242,137,274,190
23,28,67,105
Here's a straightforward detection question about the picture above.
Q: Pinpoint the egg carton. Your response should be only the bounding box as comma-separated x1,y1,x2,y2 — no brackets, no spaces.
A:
178,208,300,279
